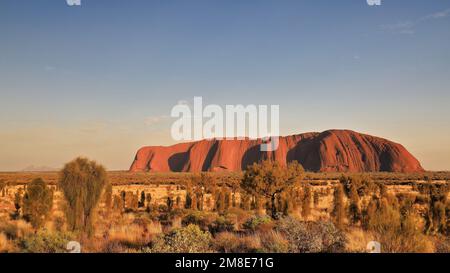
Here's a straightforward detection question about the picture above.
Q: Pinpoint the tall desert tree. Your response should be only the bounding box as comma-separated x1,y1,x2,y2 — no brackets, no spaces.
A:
22,178,53,229
104,183,113,211
301,184,312,219
14,188,23,216
59,157,108,237
332,184,346,229
241,160,304,219
0,180,6,197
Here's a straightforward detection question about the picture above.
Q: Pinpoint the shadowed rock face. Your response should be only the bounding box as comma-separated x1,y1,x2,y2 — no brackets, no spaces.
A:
130,130,424,173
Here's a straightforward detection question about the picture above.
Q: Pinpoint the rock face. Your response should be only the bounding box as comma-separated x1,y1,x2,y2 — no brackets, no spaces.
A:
130,130,424,173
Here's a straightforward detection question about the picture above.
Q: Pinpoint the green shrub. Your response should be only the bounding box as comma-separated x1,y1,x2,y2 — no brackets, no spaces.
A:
19,229,74,253
208,216,235,234
151,224,212,253
241,160,304,219
339,174,376,197
242,216,272,232
22,178,53,229
181,211,216,231
59,157,108,237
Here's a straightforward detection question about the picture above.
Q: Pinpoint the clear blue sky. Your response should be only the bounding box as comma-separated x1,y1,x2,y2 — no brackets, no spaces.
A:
1,0,449,171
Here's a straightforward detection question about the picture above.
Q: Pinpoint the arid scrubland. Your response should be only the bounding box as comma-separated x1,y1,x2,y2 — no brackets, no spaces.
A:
0,159,449,253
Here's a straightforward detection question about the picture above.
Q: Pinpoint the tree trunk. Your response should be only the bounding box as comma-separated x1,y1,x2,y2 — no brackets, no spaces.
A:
271,194,277,219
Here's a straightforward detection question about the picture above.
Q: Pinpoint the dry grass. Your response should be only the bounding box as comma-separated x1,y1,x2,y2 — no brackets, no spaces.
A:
345,228,374,253
0,171,448,253
0,232,15,252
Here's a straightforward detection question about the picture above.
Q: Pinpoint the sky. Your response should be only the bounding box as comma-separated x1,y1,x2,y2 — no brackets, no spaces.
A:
1,0,450,171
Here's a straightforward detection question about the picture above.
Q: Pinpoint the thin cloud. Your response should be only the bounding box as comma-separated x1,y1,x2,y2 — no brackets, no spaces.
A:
421,8,450,20
381,21,415,34
381,8,450,34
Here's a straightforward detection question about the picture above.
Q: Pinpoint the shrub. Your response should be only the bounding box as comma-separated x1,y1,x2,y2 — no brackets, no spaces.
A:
276,217,346,253
0,219,33,240
181,211,216,231
259,231,289,253
151,224,212,253
241,160,304,219
59,157,108,237
367,198,432,253
213,232,262,253
332,184,346,229
313,191,320,208
435,237,450,253
146,193,152,207
112,194,123,211
208,216,235,234
348,185,361,226
184,191,192,209
215,190,226,213
301,185,312,219
242,216,272,232
22,178,53,229
213,232,241,253
0,232,14,252
0,222,19,240
14,189,23,216
226,207,253,227
19,229,74,253
339,174,377,197
138,191,145,208
104,183,113,211
0,180,6,197
166,196,174,212
415,194,429,205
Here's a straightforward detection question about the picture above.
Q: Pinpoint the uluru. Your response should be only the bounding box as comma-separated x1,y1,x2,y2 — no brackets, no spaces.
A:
130,130,424,173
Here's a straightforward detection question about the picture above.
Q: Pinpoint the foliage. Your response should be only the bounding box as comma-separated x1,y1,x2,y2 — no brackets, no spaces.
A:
276,217,346,253
104,183,113,211
0,180,6,197
242,215,272,232
339,174,377,198
241,160,304,218
59,157,108,237
19,229,74,253
301,184,312,219
138,190,145,208
151,224,212,253
332,184,346,229
365,196,432,253
182,211,217,231
208,216,235,234
22,178,53,229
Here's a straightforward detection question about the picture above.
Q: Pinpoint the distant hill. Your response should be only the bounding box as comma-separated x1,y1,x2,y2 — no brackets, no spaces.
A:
130,129,424,173
20,165,59,172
